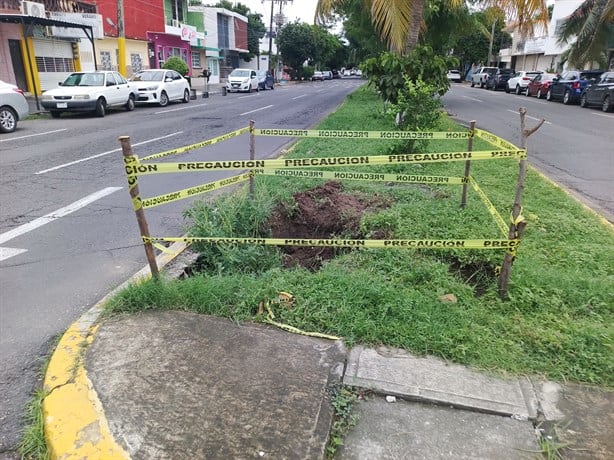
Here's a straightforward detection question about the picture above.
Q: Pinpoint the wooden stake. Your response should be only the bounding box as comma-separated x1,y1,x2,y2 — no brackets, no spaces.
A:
119,136,159,279
498,108,544,298
460,120,476,208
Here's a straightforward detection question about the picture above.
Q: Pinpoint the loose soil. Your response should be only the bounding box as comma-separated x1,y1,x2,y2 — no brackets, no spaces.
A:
268,181,391,270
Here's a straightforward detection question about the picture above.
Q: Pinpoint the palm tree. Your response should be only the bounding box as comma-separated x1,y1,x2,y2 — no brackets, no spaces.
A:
557,0,614,69
315,0,549,55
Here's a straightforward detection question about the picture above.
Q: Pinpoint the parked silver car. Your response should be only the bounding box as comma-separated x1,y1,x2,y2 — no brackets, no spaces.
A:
0,80,29,133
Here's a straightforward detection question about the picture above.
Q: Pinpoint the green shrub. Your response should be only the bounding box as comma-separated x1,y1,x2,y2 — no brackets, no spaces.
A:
162,56,189,76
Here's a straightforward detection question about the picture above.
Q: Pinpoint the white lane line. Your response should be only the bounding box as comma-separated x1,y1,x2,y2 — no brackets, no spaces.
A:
506,109,552,124
0,247,28,262
292,94,308,100
591,112,614,119
239,105,273,116
0,187,122,261
237,94,257,99
155,103,208,114
35,132,183,175
461,95,484,102
0,128,68,143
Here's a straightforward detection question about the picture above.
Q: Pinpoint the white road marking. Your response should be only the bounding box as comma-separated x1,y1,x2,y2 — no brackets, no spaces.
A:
462,95,484,102
591,112,614,119
292,94,308,100
237,94,257,99
0,187,122,261
155,103,208,114
0,128,68,143
35,132,183,175
506,109,552,124
0,247,27,262
239,105,274,116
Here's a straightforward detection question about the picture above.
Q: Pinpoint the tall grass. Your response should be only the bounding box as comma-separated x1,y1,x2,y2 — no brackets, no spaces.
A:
106,87,614,386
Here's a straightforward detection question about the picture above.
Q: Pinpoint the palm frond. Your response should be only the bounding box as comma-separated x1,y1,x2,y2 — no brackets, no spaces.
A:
370,0,413,53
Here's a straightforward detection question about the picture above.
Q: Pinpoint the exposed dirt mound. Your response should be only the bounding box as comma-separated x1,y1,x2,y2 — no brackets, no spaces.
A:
268,181,391,270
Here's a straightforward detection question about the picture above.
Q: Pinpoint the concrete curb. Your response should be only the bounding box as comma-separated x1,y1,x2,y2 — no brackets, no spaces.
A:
42,241,189,459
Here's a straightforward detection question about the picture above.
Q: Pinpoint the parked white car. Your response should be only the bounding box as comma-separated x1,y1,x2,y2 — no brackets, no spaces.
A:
226,68,259,93
446,69,462,83
0,80,29,133
41,71,136,118
129,69,191,106
506,70,543,94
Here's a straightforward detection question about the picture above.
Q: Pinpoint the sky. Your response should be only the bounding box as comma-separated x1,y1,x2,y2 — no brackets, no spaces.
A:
236,0,319,27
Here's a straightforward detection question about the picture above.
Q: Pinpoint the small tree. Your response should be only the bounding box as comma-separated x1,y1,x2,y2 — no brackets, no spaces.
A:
162,57,189,76
388,77,443,153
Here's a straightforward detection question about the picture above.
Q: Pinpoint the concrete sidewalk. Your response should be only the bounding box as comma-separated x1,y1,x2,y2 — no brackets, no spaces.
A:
42,294,613,458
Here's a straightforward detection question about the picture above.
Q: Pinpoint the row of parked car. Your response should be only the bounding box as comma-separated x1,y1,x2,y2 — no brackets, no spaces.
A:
463,67,614,112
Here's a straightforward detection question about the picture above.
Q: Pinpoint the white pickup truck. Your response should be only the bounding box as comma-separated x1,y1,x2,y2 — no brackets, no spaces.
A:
471,66,498,88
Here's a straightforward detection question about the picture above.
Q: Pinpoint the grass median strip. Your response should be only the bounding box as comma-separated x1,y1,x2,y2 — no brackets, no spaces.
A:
106,87,613,387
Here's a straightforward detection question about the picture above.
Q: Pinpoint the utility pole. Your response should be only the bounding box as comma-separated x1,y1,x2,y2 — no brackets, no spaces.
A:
487,20,496,66
267,0,274,71
117,0,127,75
265,1,292,73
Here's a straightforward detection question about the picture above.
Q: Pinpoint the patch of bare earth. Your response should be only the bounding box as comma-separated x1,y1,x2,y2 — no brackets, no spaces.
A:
268,181,391,270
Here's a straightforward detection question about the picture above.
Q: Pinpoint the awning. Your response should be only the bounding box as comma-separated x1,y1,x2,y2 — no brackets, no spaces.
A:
1,14,96,110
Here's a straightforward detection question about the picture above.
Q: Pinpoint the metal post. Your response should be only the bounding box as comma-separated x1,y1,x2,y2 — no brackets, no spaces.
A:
249,120,255,200
119,136,159,278
460,120,476,208
117,0,127,76
267,0,275,72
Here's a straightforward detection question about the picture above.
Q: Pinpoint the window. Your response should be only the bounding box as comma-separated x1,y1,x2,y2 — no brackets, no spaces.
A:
106,73,117,86
35,57,75,72
130,54,142,73
217,14,229,49
100,51,112,70
191,51,201,68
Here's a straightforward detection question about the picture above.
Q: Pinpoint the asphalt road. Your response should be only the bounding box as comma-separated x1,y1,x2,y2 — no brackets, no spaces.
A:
442,82,614,222
0,77,364,454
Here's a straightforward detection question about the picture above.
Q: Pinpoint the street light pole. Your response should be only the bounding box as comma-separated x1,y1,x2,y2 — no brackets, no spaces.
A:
267,0,274,71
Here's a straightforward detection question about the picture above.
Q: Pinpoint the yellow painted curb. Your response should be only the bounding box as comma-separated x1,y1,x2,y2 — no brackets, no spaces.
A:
42,241,189,459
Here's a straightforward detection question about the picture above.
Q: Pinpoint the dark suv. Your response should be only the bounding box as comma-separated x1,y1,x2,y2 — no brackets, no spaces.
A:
485,68,515,91
546,70,605,104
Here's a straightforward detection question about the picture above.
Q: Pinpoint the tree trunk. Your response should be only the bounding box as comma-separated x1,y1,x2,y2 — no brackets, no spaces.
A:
404,0,425,55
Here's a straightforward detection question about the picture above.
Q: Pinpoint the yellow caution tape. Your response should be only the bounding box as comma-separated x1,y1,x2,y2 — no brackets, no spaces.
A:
468,177,509,237
253,168,468,185
125,150,526,176
140,127,251,162
474,129,522,152
132,196,142,211
253,128,472,140
141,172,252,209
511,208,526,226
151,242,180,256
263,297,340,341
142,236,520,250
